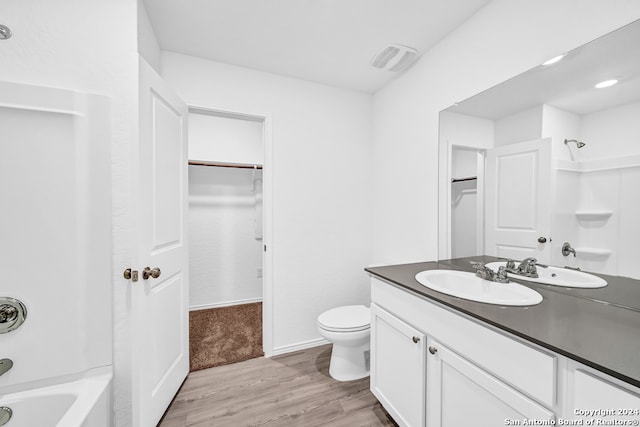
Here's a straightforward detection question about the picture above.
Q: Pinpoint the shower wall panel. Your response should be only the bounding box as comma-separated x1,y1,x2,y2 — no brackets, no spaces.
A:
0,82,112,389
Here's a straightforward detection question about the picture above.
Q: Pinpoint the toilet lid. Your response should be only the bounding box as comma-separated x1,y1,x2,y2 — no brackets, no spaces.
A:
318,305,370,332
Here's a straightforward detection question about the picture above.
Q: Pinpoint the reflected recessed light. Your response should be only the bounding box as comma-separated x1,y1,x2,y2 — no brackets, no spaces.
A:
542,54,565,66
595,79,618,89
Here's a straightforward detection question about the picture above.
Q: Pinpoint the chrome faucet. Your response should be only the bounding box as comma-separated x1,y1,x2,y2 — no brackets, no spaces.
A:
501,257,547,278
562,242,577,257
517,258,540,277
470,262,509,283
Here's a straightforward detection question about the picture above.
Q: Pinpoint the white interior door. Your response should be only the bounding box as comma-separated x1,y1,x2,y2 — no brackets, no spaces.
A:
135,58,189,426
485,138,551,263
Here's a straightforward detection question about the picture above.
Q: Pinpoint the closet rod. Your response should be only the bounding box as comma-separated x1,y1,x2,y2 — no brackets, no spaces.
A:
188,160,263,170
451,176,477,183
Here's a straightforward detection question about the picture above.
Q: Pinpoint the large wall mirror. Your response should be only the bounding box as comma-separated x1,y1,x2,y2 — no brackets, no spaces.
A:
438,19,640,280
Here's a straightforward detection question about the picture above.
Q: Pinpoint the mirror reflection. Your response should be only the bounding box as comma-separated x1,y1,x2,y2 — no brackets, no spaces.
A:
438,19,640,280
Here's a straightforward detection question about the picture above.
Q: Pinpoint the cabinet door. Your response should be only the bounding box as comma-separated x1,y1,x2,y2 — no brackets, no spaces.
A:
426,339,554,427
371,304,426,427
569,368,640,423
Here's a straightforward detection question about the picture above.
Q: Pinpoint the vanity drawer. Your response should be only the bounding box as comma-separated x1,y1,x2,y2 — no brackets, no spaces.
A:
371,278,557,408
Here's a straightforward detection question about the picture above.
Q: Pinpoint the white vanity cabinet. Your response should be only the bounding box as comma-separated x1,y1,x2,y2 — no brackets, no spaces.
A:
370,304,426,427
370,277,640,427
426,338,553,426
371,278,557,427
567,363,640,423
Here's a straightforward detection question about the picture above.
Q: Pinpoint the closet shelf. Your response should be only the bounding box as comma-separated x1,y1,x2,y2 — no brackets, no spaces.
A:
189,160,263,169
451,176,477,183
575,210,613,221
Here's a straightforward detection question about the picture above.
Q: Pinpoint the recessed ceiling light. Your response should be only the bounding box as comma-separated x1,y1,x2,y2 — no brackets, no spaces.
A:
542,54,565,66
594,79,618,89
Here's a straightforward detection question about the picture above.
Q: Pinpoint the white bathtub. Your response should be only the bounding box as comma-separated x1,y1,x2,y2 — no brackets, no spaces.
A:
0,367,111,427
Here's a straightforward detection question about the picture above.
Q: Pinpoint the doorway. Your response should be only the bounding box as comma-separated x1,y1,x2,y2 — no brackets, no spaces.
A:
186,107,272,370
450,146,485,258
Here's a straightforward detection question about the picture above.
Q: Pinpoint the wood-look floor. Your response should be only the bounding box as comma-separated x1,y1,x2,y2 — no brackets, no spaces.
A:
159,344,398,427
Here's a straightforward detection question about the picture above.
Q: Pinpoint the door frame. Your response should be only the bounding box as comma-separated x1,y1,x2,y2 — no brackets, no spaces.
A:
186,104,274,357
439,141,486,259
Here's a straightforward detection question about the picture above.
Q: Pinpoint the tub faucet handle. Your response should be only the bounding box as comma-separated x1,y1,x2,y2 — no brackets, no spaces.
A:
562,242,577,257
0,359,12,377
0,298,27,334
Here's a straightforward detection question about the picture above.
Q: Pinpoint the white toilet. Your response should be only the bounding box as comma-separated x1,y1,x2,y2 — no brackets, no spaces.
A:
317,305,370,381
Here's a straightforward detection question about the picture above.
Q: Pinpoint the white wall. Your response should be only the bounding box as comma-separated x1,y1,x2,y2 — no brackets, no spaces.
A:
495,106,543,146
189,113,264,164
162,52,373,353
371,0,640,265
189,166,263,308
0,1,139,425
138,0,161,73
580,101,640,160
541,104,582,161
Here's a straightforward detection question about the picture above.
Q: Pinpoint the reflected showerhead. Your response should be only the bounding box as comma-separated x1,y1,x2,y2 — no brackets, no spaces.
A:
564,139,586,149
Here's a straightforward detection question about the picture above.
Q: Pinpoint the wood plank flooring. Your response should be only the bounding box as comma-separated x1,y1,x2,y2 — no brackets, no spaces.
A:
159,344,398,426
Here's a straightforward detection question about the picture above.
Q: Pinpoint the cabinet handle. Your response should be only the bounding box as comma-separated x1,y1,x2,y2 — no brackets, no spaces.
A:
428,346,438,355
412,336,420,343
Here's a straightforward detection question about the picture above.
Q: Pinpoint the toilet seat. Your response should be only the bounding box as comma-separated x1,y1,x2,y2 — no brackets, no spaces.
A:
318,305,370,333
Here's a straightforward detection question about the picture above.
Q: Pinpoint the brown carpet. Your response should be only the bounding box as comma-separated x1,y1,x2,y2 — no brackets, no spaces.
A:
189,302,263,372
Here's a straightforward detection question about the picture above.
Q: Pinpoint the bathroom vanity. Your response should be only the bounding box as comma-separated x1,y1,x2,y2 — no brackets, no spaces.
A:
366,258,640,427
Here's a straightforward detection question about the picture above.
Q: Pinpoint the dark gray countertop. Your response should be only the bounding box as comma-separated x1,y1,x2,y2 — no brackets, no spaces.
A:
440,256,640,312
365,258,640,388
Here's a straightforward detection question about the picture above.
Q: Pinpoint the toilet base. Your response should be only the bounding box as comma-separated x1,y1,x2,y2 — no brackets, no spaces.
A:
328,341,370,382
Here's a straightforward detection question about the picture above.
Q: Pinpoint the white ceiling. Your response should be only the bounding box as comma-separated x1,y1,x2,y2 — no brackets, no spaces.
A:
143,0,492,93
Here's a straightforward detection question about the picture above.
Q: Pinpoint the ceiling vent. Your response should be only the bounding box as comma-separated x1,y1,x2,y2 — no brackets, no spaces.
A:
370,44,418,72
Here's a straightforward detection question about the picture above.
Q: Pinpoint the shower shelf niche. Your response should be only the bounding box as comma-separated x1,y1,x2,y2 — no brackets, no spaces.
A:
575,210,613,221
574,247,612,259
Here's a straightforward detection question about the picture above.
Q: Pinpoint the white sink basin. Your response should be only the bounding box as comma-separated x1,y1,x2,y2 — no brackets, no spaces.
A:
414,270,543,306
485,262,607,288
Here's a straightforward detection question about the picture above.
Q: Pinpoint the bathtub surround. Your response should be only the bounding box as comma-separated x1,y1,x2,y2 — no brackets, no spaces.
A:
189,303,263,371
0,367,112,426
0,81,113,427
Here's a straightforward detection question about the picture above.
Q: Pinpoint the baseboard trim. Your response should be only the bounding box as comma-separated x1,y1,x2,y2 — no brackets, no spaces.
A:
189,298,263,311
269,337,330,357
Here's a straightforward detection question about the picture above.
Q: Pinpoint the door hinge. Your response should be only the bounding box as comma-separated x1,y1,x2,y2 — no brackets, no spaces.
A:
123,268,139,282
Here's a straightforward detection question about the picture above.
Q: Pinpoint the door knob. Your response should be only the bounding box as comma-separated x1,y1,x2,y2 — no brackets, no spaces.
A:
429,346,438,355
538,237,547,243
123,268,139,282
142,267,161,280
412,336,420,343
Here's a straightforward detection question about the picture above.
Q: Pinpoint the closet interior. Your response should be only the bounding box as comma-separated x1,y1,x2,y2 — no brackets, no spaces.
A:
450,146,483,259
187,108,265,370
